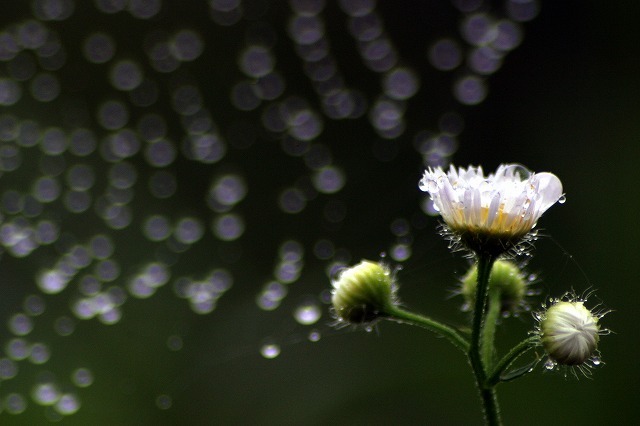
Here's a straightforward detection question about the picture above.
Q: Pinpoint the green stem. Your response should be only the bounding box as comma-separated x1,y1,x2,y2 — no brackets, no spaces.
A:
469,253,500,426
481,287,502,370
385,306,470,353
487,336,539,387
481,388,500,426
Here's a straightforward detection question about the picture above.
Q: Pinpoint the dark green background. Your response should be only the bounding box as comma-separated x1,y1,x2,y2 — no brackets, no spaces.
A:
0,1,638,425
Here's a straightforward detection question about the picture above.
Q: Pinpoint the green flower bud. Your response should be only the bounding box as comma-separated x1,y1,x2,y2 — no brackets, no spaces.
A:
331,260,396,324
540,301,600,366
461,259,526,314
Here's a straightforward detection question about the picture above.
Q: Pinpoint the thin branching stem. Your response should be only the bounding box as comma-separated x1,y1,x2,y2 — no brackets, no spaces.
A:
385,306,470,353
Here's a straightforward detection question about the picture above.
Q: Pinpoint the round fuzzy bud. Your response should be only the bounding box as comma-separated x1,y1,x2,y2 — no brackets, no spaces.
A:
331,260,396,324
540,301,600,366
461,259,526,314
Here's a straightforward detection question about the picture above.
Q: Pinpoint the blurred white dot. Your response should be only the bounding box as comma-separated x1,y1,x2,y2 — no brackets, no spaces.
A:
454,75,487,105
72,368,94,387
172,85,202,115
69,128,97,156
348,12,382,41
293,302,321,325
29,342,51,364
0,358,18,379
231,81,261,111
83,32,115,64
156,394,172,410
170,29,204,61
90,234,114,259
110,60,143,91
462,13,497,46
185,133,226,164
290,0,325,16
55,393,80,415
338,0,374,17
32,382,60,406
212,213,245,241
95,0,127,13
143,215,172,241
239,45,274,78
289,15,324,45
256,71,285,100
468,46,503,75
128,0,162,19
66,164,95,191
8,313,33,336
109,161,137,189
98,100,129,130
429,39,462,71
0,78,23,105
145,139,177,167
383,68,419,100
40,127,67,155
54,316,76,336
370,99,404,132
312,166,345,194
390,243,412,262
33,177,61,203
35,220,59,244
24,294,46,316
492,20,523,51
17,20,48,49
209,174,247,208
175,217,204,244
6,338,30,360
260,342,280,359
30,73,60,102
4,393,26,414
507,0,539,22
278,188,306,214
64,190,92,213
288,109,323,141
32,0,75,21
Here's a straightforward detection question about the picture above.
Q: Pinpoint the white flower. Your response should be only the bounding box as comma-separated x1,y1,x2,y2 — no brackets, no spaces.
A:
539,301,600,366
419,164,563,254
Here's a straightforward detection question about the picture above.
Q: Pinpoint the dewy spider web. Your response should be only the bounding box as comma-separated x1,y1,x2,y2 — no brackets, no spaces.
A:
0,0,539,421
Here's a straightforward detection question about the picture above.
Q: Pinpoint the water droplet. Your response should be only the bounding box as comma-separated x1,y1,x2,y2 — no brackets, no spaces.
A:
293,302,321,325
260,343,281,359
156,394,172,410
558,194,566,204
308,330,321,342
544,359,556,370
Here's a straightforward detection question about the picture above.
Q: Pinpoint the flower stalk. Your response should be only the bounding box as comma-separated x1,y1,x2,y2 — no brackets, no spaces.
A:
385,306,470,353
469,254,501,426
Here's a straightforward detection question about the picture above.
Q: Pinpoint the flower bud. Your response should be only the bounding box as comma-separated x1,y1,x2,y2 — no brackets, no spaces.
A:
540,301,600,366
461,259,526,314
331,260,396,324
